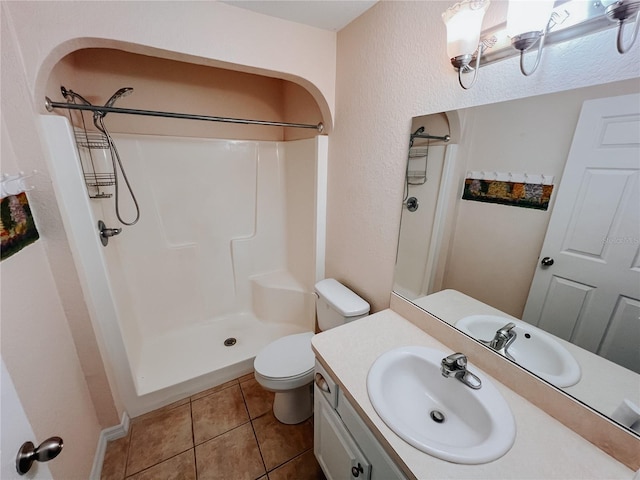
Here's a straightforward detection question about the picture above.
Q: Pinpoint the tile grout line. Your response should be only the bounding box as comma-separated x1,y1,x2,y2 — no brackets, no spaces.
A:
189,397,198,480
269,446,316,475
121,421,134,479
240,379,269,477
123,448,194,480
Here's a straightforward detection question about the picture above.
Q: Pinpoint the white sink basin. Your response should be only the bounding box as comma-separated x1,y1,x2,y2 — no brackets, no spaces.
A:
367,346,516,464
456,315,581,388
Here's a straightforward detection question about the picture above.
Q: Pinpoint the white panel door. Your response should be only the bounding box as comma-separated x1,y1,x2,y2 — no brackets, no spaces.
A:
522,93,640,373
1,360,52,479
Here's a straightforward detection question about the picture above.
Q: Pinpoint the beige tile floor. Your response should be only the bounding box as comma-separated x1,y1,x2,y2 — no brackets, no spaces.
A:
101,373,325,480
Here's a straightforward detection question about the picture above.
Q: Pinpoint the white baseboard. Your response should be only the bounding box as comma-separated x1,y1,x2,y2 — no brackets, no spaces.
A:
90,412,130,480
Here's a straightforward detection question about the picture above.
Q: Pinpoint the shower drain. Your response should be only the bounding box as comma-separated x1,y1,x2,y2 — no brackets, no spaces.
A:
224,337,237,347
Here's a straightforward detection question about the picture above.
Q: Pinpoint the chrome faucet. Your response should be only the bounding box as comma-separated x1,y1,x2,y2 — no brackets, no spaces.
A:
480,322,517,362
441,353,482,389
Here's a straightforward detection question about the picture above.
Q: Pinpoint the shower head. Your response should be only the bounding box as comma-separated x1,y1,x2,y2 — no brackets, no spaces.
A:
61,86,92,106
94,87,134,122
104,87,134,109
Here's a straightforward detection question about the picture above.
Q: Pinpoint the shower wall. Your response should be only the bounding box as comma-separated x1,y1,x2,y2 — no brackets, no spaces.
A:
394,145,447,298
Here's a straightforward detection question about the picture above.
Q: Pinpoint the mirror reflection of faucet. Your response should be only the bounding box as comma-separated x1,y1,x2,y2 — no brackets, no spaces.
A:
480,322,517,362
611,399,640,434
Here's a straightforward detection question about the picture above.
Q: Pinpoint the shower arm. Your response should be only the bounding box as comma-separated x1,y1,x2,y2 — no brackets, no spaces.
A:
45,98,325,133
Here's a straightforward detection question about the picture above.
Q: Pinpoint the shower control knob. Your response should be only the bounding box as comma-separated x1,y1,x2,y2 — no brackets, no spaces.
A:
541,257,554,267
98,220,122,246
405,196,419,212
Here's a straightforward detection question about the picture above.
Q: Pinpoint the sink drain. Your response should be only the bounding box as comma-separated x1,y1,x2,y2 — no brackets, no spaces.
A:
224,337,237,347
430,410,446,423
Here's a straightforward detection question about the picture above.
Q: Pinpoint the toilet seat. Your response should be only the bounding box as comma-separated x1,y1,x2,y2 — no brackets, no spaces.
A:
254,332,315,382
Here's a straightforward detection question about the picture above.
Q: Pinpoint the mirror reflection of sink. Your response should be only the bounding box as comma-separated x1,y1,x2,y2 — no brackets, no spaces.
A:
367,346,516,464
456,315,581,388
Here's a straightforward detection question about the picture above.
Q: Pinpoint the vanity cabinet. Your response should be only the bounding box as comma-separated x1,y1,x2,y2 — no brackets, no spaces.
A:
314,361,407,480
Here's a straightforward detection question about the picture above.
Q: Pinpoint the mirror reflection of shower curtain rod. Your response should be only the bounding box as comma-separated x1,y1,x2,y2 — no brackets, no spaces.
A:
44,98,325,133
411,133,450,142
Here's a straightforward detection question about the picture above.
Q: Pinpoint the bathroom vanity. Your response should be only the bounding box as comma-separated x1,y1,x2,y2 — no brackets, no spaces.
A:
311,309,634,480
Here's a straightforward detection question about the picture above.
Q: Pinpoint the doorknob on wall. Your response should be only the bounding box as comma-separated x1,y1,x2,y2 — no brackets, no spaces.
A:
16,436,63,475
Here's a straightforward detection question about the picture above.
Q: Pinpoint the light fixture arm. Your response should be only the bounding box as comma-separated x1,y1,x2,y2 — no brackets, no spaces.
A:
615,9,640,53
517,32,546,76
514,12,560,77
458,46,483,90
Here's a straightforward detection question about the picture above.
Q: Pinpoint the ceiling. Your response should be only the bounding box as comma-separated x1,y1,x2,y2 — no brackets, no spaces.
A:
221,1,378,31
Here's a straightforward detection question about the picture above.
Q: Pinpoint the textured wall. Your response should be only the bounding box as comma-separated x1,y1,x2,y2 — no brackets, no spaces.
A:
328,0,640,312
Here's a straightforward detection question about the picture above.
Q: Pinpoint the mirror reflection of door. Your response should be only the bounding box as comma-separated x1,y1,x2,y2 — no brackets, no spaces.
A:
523,93,640,374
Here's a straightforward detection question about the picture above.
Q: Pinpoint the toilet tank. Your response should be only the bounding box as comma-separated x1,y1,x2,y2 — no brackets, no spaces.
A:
315,279,370,331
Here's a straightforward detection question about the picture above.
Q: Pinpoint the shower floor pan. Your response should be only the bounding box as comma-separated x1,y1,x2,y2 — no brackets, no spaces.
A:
133,312,309,396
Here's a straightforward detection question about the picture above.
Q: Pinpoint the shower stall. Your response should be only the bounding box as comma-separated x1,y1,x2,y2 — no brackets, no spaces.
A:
39,103,327,416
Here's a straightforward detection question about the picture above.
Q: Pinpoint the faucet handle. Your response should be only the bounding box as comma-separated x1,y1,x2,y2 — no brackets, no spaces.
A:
442,352,467,369
499,322,516,333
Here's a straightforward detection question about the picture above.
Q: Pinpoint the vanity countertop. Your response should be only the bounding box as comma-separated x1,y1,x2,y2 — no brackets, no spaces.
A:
311,309,634,480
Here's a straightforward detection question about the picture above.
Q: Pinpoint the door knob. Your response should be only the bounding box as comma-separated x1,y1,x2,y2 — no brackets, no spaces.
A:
541,257,554,267
16,436,63,475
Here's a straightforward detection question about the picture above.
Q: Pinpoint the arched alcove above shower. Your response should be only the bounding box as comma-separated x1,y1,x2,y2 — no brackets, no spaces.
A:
46,47,326,142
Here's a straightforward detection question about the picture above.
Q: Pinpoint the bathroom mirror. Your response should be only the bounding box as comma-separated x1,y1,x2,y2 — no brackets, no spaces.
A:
394,77,640,435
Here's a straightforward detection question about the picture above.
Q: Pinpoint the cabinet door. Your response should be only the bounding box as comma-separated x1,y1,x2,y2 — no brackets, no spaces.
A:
314,386,372,480
337,390,407,480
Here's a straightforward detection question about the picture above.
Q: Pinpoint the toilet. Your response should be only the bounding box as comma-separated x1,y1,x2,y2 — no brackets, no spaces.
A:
254,278,370,424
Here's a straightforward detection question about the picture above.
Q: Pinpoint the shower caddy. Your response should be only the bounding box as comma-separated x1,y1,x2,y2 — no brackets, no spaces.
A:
403,128,450,212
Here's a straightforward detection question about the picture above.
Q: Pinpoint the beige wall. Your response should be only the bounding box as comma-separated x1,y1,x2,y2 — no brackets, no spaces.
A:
327,0,640,312
49,48,323,142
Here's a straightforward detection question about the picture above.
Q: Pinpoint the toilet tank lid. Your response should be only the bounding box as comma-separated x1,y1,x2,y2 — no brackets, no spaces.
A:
315,279,370,317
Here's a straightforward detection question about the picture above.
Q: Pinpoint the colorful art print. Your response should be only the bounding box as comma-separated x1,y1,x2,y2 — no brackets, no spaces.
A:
462,179,553,211
1,192,39,261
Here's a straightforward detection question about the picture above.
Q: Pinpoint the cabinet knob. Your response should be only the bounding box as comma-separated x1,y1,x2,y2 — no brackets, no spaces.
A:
351,462,364,477
315,373,331,393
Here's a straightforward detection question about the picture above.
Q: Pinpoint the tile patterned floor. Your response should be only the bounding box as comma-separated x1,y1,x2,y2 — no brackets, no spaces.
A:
101,373,325,480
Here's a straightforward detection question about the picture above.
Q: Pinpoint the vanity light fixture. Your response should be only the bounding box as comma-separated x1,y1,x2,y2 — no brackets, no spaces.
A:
442,0,491,89
444,0,639,89
506,0,555,76
601,0,640,53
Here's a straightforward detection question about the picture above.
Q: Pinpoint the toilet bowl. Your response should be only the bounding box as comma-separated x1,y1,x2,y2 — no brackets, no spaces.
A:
254,332,315,424
254,279,369,424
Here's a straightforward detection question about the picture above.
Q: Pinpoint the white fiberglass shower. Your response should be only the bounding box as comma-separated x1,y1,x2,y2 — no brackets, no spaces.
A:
40,115,327,415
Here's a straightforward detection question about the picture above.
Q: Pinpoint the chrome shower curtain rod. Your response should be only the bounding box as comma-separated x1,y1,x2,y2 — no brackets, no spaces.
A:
44,98,325,133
